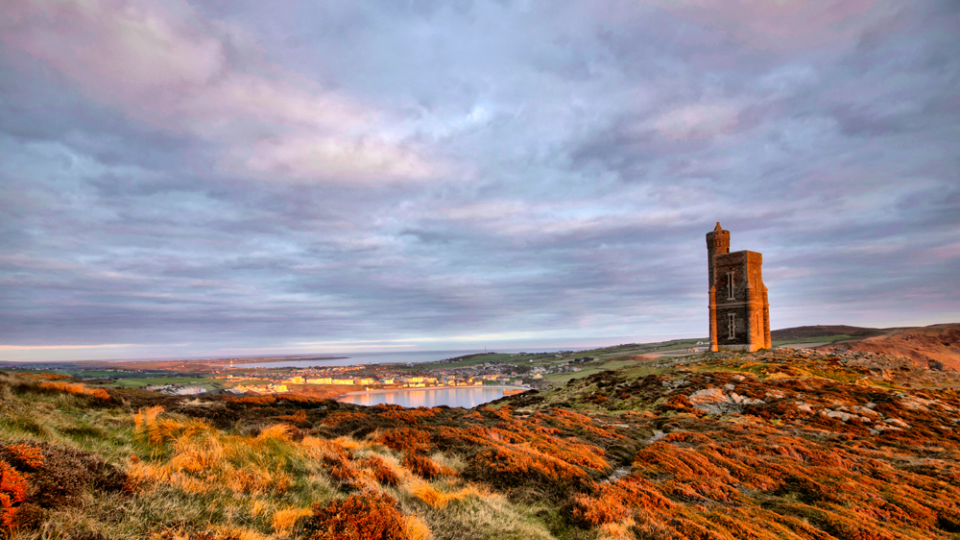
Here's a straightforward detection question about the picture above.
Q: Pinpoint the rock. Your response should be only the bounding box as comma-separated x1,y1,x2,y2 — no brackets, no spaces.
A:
603,467,632,484
823,409,860,422
765,389,786,400
687,388,763,415
688,388,725,404
646,430,666,443
885,418,911,429
897,396,938,411
729,392,764,406
852,406,879,418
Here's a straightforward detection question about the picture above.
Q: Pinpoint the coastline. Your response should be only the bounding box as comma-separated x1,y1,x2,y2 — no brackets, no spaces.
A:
337,384,527,401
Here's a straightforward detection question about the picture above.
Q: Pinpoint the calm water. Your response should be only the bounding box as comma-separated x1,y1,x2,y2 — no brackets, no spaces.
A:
338,386,523,408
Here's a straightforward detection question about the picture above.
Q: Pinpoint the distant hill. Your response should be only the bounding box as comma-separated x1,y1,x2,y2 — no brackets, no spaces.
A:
821,323,960,372
771,325,884,341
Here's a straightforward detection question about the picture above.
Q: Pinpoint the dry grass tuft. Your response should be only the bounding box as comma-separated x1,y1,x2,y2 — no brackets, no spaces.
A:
37,381,110,400
405,479,480,509
402,515,431,540
271,507,313,534
256,423,295,442
130,408,297,496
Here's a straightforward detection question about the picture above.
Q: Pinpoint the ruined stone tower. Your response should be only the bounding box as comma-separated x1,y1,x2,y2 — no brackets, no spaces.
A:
707,223,770,352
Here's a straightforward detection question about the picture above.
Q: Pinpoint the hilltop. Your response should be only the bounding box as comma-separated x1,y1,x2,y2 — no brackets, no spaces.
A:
770,325,884,342
2,338,960,540
818,323,960,372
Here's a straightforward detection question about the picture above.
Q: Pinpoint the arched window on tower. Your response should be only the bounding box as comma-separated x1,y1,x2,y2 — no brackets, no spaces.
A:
728,313,736,339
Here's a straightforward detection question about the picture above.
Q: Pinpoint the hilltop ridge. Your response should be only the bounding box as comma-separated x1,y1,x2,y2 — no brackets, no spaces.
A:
1,341,959,540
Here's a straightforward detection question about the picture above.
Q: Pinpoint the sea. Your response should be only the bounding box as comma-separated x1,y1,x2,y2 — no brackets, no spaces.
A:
338,386,523,409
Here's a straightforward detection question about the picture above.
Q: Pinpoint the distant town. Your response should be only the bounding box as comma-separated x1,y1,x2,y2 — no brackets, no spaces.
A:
0,339,728,400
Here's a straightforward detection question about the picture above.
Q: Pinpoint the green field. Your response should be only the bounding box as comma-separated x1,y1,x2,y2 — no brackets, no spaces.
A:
10,369,141,379
771,334,856,346
105,376,226,391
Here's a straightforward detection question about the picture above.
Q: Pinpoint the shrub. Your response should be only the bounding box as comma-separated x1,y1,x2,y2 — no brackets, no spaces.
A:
0,460,28,533
358,456,401,486
3,445,43,470
278,394,320,404
329,458,360,484
471,443,586,485
379,408,435,425
302,491,416,540
571,476,671,527
275,410,308,424
375,429,431,454
227,396,277,405
0,443,128,534
322,412,369,428
402,454,452,480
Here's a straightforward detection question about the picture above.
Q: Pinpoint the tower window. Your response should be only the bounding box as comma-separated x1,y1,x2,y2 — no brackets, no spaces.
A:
727,272,734,300
728,313,736,339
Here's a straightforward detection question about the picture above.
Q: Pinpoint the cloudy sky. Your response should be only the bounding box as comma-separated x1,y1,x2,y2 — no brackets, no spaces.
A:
1,0,958,362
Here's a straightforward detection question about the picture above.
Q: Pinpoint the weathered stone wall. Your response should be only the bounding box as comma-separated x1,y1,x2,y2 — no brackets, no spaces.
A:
707,225,769,352
705,223,730,289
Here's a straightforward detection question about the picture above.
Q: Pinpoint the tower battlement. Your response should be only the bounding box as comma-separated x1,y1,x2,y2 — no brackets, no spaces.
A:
707,223,770,352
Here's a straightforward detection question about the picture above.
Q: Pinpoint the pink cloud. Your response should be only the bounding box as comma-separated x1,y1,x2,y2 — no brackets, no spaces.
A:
3,0,225,102
240,135,434,182
0,0,433,182
654,103,740,140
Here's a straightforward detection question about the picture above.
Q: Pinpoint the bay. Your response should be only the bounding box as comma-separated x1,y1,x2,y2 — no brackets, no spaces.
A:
337,385,524,408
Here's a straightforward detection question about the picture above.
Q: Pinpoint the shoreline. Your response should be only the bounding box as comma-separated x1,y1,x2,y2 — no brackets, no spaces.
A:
337,384,527,400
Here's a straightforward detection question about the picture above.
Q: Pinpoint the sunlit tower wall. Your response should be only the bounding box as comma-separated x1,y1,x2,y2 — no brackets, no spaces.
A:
706,223,770,352
706,223,729,351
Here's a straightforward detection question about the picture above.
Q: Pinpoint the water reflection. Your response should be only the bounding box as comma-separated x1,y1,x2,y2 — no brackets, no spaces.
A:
338,386,522,409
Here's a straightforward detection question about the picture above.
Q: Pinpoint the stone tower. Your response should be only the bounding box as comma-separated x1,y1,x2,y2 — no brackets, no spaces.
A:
707,223,770,352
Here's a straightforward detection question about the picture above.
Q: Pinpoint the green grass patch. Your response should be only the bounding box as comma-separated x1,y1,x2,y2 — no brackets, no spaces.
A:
108,376,224,391
772,334,856,346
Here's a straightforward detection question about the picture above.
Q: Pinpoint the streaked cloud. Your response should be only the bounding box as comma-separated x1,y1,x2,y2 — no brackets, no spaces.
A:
0,0,436,184
0,0,957,361
0,344,134,351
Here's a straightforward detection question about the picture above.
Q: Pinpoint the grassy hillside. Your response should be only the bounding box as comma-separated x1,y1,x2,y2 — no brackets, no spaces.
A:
1,348,959,540
770,325,884,341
